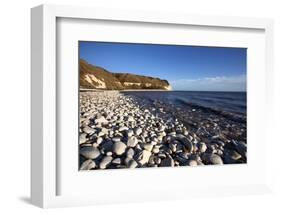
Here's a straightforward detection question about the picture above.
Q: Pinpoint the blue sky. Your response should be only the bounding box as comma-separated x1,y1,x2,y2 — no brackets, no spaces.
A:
79,41,246,91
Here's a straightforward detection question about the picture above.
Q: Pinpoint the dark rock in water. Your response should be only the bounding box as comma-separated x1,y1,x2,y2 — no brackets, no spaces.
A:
80,147,100,159
80,159,96,170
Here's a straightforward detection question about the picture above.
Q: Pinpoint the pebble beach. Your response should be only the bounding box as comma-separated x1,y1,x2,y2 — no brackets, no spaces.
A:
79,91,247,170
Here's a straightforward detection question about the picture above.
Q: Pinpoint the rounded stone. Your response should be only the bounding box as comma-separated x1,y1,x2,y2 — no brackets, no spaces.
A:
100,140,113,152
126,148,135,158
112,158,121,165
127,116,135,122
229,150,242,160
233,141,247,157
143,143,154,152
158,131,166,137
176,135,194,153
112,141,127,155
80,159,96,170
106,151,113,156
127,136,138,147
98,131,105,137
183,140,194,153
204,153,223,165
94,116,108,124
158,153,166,158
198,142,207,153
155,157,161,165
112,137,121,142
99,156,113,169
135,127,142,136
158,125,165,132
152,147,160,154
79,133,88,144
83,126,96,135
101,128,109,134
183,129,189,136
160,158,175,167
136,150,152,165
188,160,198,166
96,137,103,144
128,159,138,168
127,130,134,137
80,147,100,159
119,126,129,132
169,143,177,152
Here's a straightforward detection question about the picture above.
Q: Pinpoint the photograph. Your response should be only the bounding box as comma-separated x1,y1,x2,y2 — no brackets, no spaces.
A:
79,41,247,170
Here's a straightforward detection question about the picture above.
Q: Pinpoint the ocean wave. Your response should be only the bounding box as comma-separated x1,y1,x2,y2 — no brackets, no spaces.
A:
174,97,246,123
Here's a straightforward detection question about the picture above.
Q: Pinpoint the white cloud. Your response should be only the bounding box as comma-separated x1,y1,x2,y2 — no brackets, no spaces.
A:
171,74,246,91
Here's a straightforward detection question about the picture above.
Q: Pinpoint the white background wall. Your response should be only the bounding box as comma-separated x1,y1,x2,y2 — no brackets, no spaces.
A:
0,0,280,212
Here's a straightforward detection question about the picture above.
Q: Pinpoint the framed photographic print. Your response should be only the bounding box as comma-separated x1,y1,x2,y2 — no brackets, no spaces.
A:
31,4,274,208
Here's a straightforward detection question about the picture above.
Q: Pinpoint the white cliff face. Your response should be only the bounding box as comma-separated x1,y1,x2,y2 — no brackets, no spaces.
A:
164,85,172,91
123,82,142,86
80,60,172,90
84,74,106,89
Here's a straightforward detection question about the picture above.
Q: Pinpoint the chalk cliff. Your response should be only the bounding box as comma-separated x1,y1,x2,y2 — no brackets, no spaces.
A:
80,59,172,90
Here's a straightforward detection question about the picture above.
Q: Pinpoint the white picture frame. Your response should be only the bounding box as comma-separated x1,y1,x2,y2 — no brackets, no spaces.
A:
31,4,274,208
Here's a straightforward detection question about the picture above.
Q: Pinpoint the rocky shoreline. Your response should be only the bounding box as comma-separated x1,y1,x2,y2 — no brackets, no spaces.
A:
79,91,247,170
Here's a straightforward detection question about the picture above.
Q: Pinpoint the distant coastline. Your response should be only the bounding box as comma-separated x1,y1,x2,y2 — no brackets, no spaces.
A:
80,88,245,93
80,88,172,92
